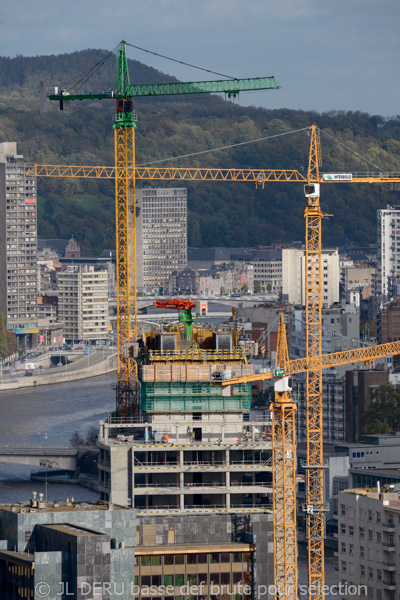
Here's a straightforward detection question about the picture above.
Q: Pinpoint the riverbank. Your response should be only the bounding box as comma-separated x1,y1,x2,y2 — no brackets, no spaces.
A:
31,469,99,492
0,353,117,391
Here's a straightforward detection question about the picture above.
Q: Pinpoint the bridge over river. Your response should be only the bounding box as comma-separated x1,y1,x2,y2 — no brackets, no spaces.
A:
0,445,81,470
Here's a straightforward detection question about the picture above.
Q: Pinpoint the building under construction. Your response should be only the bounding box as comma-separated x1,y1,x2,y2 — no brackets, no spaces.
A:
98,314,275,597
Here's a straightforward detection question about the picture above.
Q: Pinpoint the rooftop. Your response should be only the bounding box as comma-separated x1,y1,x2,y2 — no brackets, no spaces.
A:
135,542,252,555
43,523,104,537
0,500,131,514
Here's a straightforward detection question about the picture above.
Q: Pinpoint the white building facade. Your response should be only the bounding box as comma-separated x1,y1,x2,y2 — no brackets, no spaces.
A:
282,248,339,307
136,187,187,293
57,265,109,342
376,204,400,302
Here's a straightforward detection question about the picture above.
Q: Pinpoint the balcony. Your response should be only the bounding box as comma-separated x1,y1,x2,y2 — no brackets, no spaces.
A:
382,561,396,571
383,580,396,590
382,521,395,532
382,542,395,551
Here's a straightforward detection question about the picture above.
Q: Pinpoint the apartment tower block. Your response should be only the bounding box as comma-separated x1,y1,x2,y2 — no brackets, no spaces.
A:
0,142,38,349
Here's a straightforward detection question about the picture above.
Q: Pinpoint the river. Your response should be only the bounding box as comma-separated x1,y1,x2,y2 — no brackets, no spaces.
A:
0,373,115,503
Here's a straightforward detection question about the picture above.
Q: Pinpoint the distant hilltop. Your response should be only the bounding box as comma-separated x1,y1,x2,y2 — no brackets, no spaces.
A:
0,49,399,254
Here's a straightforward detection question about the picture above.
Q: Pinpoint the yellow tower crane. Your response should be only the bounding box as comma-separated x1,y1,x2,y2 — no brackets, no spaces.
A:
29,126,400,598
222,319,400,600
45,39,281,418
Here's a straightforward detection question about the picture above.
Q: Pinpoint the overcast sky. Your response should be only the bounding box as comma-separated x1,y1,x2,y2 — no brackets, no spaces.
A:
1,0,399,117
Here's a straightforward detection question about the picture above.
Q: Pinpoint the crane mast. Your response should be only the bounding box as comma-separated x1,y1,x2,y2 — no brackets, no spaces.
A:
47,40,281,417
272,315,297,600
304,126,325,597
113,42,138,415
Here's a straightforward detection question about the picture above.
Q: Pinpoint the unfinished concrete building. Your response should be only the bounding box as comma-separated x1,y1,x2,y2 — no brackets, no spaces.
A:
98,320,275,597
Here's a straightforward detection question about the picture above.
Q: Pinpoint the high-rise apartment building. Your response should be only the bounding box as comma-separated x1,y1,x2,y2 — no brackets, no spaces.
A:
376,204,400,302
57,265,109,342
0,142,38,349
337,488,400,599
136,187,187,293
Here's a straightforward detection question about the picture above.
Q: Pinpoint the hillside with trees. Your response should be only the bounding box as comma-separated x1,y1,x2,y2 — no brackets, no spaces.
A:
1,49,400,255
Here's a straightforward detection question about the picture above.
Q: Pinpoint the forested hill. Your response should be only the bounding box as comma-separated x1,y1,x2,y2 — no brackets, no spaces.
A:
1,49,400,255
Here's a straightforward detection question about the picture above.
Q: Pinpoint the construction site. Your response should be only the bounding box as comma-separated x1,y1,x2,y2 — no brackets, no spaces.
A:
20,40,400,600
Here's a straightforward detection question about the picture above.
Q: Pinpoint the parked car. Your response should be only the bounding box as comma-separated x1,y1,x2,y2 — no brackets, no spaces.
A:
24,372,33,377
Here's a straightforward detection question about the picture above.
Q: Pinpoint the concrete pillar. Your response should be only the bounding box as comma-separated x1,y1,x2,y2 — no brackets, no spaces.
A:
221,424,225,442
180,472,184,488
179,450,184,467
225,449,229,467
104,424,109,443
180,493,184,510
145,425,148,443
226,492,231,509
176,424,179,444
99,421,104,441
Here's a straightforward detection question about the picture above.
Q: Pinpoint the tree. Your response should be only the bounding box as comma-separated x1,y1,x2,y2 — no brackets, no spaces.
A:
0,313,8,360
77,450,98,474
254,282,261,293
362,383,400,434
69,431,85,446
6,330,16,355
266,283,272,292
241,283,249,294
86,426,98,446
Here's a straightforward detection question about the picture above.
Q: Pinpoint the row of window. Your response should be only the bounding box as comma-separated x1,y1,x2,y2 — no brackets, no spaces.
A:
138,552,245,566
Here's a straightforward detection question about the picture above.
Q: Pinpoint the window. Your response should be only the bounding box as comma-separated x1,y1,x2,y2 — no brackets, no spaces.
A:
368,548,373,561
210,553,220,563
368,567,373,579
341,561,346,572
368,530,373,541
377,569,382,581
360,546,365,558
340,504,346,516
376,531,381,543
349,544,354,556
341,542,346,554
349,526,354,536
341,524,346,535
360,565,365,577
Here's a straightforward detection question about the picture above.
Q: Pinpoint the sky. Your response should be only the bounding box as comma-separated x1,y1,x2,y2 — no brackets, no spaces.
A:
1,0,399,117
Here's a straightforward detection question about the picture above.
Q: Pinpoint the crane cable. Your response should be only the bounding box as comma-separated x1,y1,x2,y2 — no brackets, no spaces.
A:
137,127,310,167
321,129,384,171
125,41,237,81
65,44,120,94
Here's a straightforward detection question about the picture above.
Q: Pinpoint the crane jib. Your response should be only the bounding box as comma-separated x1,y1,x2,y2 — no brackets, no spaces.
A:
47,76,281,103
